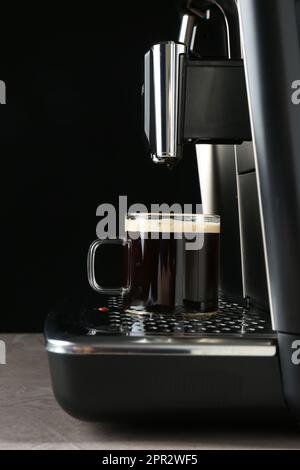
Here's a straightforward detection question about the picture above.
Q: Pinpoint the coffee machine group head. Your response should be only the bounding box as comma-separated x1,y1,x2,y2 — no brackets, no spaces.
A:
144,1,252,168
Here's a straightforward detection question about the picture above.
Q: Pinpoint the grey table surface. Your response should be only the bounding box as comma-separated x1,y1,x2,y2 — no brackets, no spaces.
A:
0,333,299,450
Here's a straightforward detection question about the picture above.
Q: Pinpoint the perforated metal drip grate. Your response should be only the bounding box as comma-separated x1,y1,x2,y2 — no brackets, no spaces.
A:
84,298,274,338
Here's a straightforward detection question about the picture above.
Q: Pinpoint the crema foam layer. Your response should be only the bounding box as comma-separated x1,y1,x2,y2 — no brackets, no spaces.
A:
125,218,220,233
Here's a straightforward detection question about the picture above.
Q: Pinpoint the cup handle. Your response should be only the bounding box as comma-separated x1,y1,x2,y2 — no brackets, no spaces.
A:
87,239,131,296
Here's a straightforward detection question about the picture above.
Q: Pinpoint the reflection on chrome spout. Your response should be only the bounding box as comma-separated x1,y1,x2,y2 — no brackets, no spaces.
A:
144,41,186,166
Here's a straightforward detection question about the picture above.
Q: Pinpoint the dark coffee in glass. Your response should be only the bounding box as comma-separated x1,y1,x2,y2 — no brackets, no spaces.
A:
87,213,220,314
124,214,220,314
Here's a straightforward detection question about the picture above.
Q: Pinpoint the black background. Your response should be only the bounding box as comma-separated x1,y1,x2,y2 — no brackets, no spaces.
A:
2,1,202,332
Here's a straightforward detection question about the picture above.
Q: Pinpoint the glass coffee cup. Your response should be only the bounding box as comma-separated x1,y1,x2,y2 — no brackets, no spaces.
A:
87,213,220,314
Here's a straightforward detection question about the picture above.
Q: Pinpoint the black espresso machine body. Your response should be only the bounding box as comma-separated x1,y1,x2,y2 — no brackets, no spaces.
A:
45,0,300,423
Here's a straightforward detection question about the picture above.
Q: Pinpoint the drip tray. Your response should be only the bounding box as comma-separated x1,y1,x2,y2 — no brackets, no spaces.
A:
45,295,286,422
45,297,277,357
84,298,274,338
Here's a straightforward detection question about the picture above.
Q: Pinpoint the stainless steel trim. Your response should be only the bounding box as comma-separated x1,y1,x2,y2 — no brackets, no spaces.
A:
46,336,277,357
196,144,219,215
237,0,276,329
234,144,247,298
212,0,232,58
179,14,196,48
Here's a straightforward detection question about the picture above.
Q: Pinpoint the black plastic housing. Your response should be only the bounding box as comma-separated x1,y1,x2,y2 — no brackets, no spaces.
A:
183,60,251,143
48,351,288,423
239,0,300,421
239,0,300,336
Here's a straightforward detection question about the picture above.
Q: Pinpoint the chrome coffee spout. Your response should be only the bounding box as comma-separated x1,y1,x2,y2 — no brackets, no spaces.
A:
143,10,202,168
144,41,186,167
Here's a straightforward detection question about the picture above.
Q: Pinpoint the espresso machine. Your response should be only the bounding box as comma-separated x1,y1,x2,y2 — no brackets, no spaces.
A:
45,0,300,424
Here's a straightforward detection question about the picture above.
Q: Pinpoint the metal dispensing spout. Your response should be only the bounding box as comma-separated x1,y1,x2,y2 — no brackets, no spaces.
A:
144,41,187,168
143,5,208,168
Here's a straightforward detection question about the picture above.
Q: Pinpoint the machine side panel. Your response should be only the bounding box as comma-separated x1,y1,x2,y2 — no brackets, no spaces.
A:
239,0,300,334
239,0,300,421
